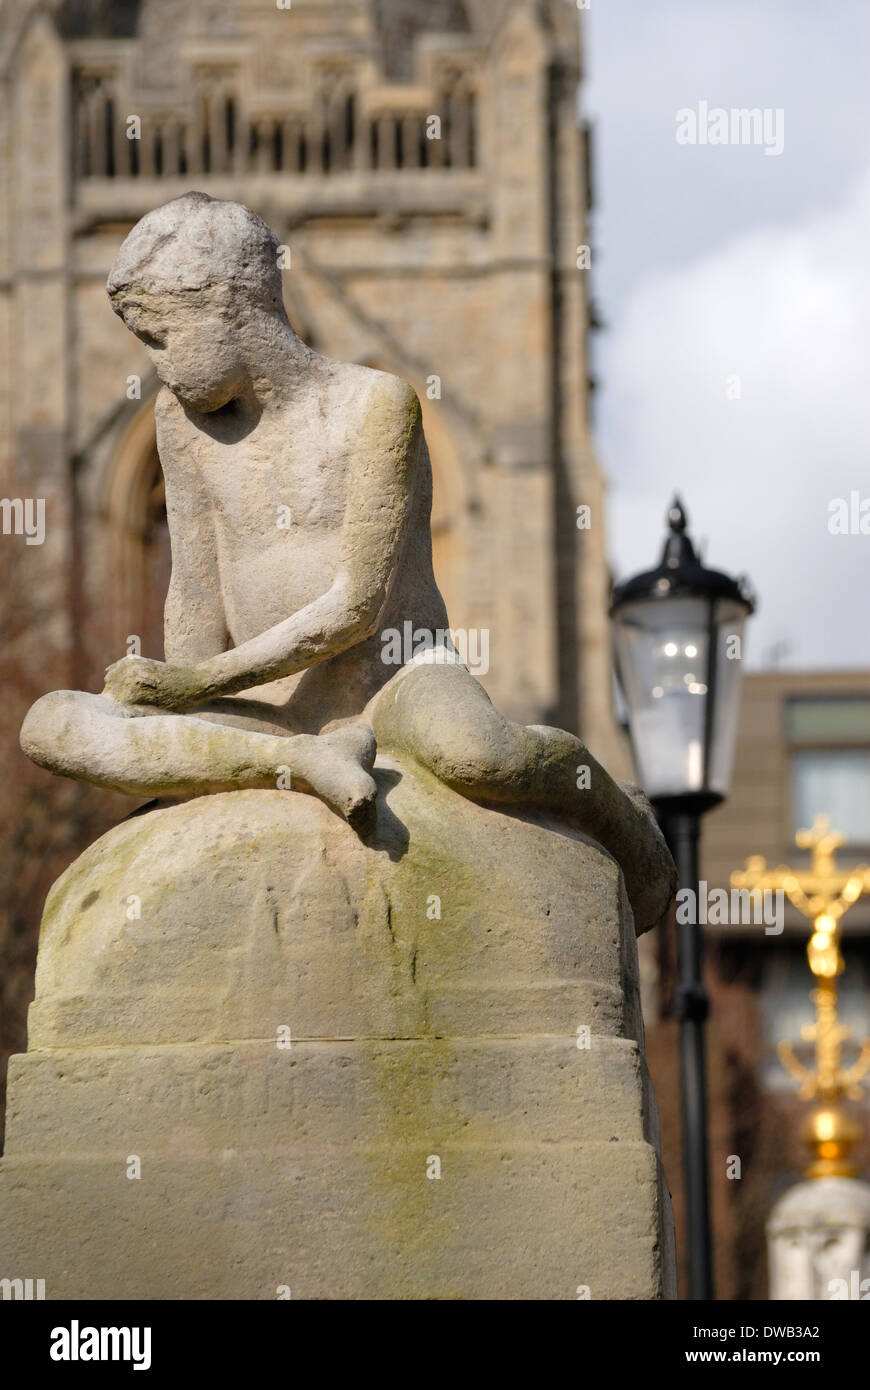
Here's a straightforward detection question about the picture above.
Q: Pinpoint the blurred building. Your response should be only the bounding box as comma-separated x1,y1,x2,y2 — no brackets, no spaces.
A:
0,0,622,758
0,1,632,1138
646,670,870,1298
6,2,863,1305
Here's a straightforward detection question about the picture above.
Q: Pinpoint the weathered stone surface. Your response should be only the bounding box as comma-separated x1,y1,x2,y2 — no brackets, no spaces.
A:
0,1147,668,1301
0,1145,673,1307
19,193,675,932
6,188,676,1301
0,762,676,1299
27,763,642,1048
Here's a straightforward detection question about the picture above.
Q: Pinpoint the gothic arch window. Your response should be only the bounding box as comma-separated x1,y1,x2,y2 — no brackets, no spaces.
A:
193,80,237,175
74,74,118,179
250,117,280,173
103,95,116,176
399,114,423,169
281,119,306,173
317,72,358,173
344,94,356,159
368,111,433,170
72,73,92,178
370,113,398,170
418,396,464,623
138,452,170,660
440,69,477,168
103,402,170,662
58,1,142,40
225,97,236,160
200,94,212,173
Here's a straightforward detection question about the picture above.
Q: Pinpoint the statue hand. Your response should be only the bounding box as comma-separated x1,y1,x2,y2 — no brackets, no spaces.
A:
102,657,205,710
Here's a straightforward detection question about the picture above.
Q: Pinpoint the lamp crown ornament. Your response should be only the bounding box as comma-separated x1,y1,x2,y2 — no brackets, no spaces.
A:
732,815,870,1178
613,496,756,609
663,495,694,573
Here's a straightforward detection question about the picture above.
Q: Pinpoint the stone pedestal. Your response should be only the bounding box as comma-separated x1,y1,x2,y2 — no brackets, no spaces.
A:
0,758,675,1299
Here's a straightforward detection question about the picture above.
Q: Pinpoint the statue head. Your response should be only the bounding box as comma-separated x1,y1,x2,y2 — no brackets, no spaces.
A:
107,193,287,412
768,1176,870,1299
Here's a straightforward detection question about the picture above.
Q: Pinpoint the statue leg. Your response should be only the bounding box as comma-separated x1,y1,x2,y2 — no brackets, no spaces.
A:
370,662,676,930
20,690,378,832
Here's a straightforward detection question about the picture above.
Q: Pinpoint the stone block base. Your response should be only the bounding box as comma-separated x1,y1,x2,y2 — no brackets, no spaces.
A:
0,765,676,1299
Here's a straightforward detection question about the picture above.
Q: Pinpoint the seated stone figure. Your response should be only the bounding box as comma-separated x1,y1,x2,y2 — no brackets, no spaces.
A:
20,193,674,929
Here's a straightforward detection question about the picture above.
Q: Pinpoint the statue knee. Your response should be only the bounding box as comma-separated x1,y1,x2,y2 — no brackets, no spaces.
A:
20,690,77,766
419,716,527,791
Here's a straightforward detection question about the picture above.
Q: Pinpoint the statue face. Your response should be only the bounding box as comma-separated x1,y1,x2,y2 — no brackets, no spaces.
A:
121,296,248,413
813,1226,868,1294
770,1223,870,1299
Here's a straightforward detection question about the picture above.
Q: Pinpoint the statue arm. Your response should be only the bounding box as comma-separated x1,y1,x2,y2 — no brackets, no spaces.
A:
190,379,420,701
159,395,229,664
163,547,229,665
102,392,233,711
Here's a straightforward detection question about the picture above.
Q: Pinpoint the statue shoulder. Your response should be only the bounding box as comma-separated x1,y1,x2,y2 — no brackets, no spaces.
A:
375,367,420,415
355,367,422,454
153,386,187,445
154,385,180,420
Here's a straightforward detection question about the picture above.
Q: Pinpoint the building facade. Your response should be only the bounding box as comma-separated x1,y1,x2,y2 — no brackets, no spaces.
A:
0,0,622,758
646,670,870,1298
0,0,631,1140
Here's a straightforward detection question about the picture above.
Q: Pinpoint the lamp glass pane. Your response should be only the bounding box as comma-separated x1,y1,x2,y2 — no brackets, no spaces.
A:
708,600,748,796
613,595,711,799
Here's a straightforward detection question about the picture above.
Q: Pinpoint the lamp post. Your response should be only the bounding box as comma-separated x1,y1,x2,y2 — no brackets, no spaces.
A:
610,497,755,1301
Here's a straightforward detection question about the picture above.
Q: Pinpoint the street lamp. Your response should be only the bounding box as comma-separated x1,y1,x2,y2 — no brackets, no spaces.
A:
610,496,755,1301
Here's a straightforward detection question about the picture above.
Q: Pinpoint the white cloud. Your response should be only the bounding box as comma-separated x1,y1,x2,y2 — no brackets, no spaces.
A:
604,160,870,669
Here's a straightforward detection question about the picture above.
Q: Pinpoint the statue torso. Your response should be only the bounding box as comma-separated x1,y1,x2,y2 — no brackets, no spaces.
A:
154,363,447,730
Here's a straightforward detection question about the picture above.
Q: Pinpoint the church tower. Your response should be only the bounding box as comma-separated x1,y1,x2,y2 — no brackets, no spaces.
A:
0,0,622,763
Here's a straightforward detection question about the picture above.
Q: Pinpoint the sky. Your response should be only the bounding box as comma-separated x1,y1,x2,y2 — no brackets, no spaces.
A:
584,0,870,669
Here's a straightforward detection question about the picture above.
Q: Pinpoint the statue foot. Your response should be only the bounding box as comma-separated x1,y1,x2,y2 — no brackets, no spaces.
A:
295,723,378,837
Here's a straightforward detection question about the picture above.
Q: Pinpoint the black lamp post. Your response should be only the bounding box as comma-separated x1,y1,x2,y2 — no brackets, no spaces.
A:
610,497,755,1301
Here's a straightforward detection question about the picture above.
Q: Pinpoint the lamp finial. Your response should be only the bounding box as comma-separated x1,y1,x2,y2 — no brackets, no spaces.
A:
667,496,688,534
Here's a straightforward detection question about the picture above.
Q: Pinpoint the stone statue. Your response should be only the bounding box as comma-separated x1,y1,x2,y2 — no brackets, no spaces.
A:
2,195,677,1299
768,1177,870,1300
20,192,673,931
